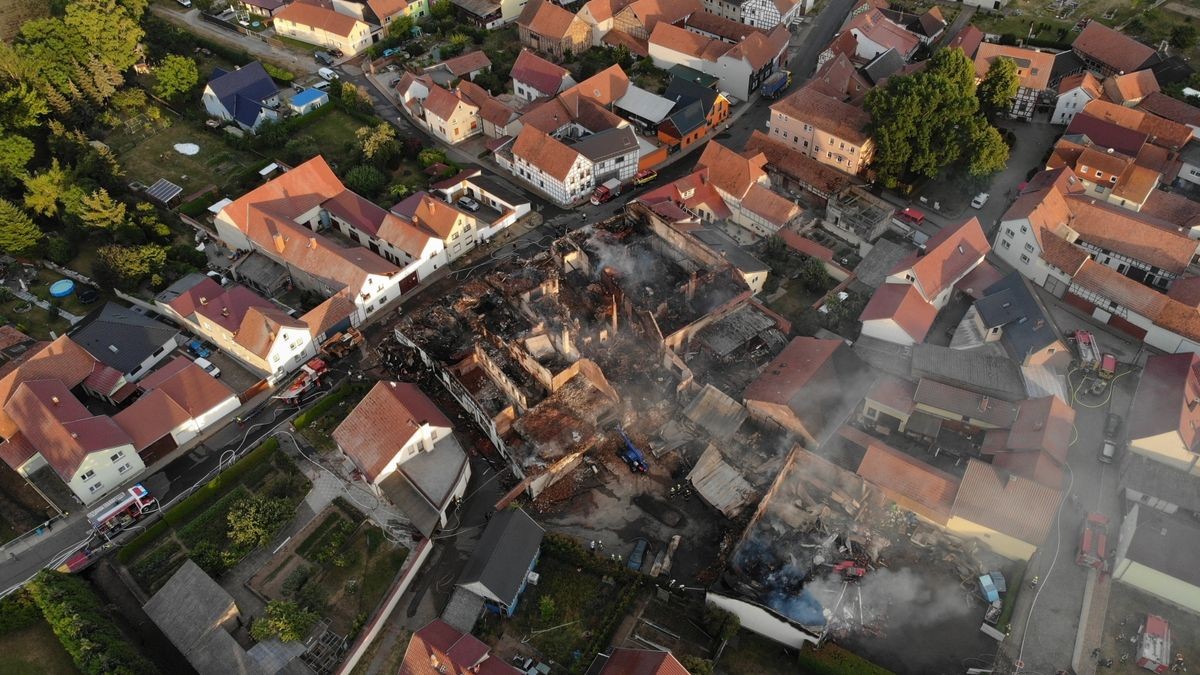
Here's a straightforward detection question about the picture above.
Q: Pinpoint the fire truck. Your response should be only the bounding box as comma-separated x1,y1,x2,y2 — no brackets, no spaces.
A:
274,358,328,403
1136,614,1171,673
1076,512,1109,571
87,483,156,535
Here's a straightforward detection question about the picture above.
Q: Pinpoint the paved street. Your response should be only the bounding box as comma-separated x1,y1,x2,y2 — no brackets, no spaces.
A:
150,4,321,75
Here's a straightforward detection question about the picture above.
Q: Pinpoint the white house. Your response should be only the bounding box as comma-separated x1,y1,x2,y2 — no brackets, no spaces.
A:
333,381,470,537
501,125,639,206
858,282,938,346
885,217,990,310
69,302,180,384
430,168,533,241
273,1,373,56
1052,72,1103,126
648,22,789,101
201,62,280,132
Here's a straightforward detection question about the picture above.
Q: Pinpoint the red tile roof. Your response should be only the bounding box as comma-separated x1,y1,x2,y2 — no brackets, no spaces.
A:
696,140,768,199
1065,196,1196,275
743,337,842,407
974,43,1056,91
2,380,131,479
367,0,409,21
0,336,96,438
113,389,193,453
844,9,920,56
0,433,37,470
1057,71,1103,98
848,426,958,524
743,130,860,196
423,83,474,121
947,24,983,58
235,306,307,359
276,1,363,37
1137,91,1200,128
400,620,519,675
1102,69,1159,104
1082,99,1193,150
138,356,236,418
771,82,872,145
332,381,452,482
1143,190,1200,232
84,363,125,396
1129,352,1200,453
511,126,581,182
301,292,357,338
564,64,631,106
1072,21,1157,75
951,459,1060,545
511,49,572,97
598,648,691,675
778,230,835,263
891,217,989,301
518,0,580,39
858,283,938,342
439,50,492,77
0,326,32,352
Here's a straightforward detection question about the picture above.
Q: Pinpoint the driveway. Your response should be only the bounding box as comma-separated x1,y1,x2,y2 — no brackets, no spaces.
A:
149,5,320,75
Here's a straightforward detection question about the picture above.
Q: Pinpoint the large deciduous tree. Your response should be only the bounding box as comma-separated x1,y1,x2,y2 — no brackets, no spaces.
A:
152,54,199,101
79,188,127,229
865,47,1009,188
977,56,1019,117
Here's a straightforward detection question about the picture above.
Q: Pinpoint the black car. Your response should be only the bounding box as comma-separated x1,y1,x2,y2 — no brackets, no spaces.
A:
1104,413,1122,440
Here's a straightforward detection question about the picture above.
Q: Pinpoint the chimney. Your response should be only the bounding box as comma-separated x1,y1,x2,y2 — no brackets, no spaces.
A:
979,396,990,412
1107,147,1114,154
51,396,60,405
273,233,286,254
221,307,230,317
70,432,77,439
308,237,317,250
200,296,208,306
611,295,618,334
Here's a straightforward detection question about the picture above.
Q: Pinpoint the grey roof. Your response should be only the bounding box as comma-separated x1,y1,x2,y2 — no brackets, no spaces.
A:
155,272,209,305
911,344,1027,402
664,77,719,115
851,334,913,378
379,434,469,537
452,0,501,17
571,127,639,162
861,48,905,85
442,587,486,633
905,409,943,438
853,239,912,289
144,561,239,661
70,302,180,374
977,271,1060,362
688,444,756,517
1125,505,1200,586
470,176,528,207
614,85,677,124
664,100,706,136
695,302,779,357
668,64,719,89
1150,55,1194,86
683,384,748,440
693,229,769,275
207,62,277,128
1050,50,1086,87
235,251,291,294
458,508,544,606
1120,453,1200,513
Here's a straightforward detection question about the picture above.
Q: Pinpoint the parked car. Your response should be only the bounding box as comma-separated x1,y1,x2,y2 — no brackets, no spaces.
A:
1099,439,1117,464
318,67,338,82
187,339,212,359
1103,413,1122,440
634,169,658,186
314,51,334,66
193,357,221,378
971,192,990,209
456,196,481,212
176,0,192,6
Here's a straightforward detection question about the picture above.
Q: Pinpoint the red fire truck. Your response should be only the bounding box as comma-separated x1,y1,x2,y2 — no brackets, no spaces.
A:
1076,512,1109,571
1136,614,1171,673
87,483,156,535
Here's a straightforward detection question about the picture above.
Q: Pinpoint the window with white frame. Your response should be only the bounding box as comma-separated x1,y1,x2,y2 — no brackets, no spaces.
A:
118,463,132,474
81,470,95,481
110,450,125,463
88,482,105,494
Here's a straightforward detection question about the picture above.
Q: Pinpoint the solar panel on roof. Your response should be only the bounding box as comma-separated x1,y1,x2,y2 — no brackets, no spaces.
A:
146,178,183,205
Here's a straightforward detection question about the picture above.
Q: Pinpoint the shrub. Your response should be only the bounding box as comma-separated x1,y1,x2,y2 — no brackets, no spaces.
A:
44,236,75,265
251,600,319,643
118,519,170,563
163,438,279,526
27,571,158,675
131,540,184,587
0,591,41,636
293,381,370,429
282,565,313,598
262,63,295,83
227,495,294,548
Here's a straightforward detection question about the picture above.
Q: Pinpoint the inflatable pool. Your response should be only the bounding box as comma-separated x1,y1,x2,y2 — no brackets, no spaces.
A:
49,279,75,298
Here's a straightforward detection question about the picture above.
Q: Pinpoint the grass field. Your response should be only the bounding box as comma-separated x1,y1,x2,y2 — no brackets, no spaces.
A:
277,35,324,55
0,296,73,340
107,117,268,196
0,621,79,675
299,109,367,170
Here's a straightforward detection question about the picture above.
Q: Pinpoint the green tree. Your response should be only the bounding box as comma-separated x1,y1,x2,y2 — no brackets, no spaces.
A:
977,56,1019,116
539,596,557,622
417,148,447,168
430,0,453,19
387,15,415,39
22,161,70,217
250,600,319,643
64,0,145,73
284,135,319,165
344,164,387,196
227,495,293,549
152,54,200,101
0,198,44,256
27,571,158,675
79,188,127,229
0,134,34,184
966,117,1010,177
798,256,833,293
0,81,49,131
356,122,398,164
1171,24,1197,49
865,47,1007,188
95,243,166,290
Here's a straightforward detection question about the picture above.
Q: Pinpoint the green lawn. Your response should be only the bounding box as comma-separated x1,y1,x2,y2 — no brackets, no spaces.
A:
277,35,324,55
0,621,79,675
28,269,95,318
296,380,372,452
297,109,366,170
718,631,893,675
0,296,73,340
106,116,269,196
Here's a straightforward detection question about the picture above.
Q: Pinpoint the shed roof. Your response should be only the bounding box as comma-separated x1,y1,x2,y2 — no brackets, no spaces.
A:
458,508,544,606
143,560,239,659
951,459,1060,546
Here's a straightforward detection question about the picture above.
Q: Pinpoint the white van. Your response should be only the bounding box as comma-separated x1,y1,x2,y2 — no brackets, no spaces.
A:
318,67,338,81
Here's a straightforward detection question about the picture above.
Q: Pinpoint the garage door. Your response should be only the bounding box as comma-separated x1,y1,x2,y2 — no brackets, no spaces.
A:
1063,292,1095,314
139,434,178,466
1108,314,1147,340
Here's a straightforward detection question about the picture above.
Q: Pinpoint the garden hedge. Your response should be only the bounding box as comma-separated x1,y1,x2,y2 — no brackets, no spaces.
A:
116,519,169,564
27,571,158,675
293,382,369,429
0,591,41,636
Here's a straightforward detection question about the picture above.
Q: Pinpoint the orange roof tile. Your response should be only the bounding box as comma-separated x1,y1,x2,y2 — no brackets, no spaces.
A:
947,25,983,58
1072,21,1157,75
849,427,958,524
741,183,800,227
1066,196,1196,274
139,356,237,418
401,620,519,675
1137,91,1200,128
696,140,769,199
511,126,581,181
951,459,1060,545
1082,98,1193,150
858,283,938,342
771,82,872,145
725,25,790,71
458,81,517,127
423,83,474,121
1071,259,1169,319
743,130,861,195
1057,71,1103,98
518,0,579,39
0,336,96,438
563,64,631,106
1142,190,1200,231
235,306,306,359
3,380,130,479
367,0,409,21
974,43,1056,91
743,337,843,407
113,389,193,452
276,1,362,36
437,50,492,77
598,648,692,675
1112,163,1159,203
891,217,989,300
843,9,920,56
301,292,357,338
1102,69,1159,105
332,381,452,482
